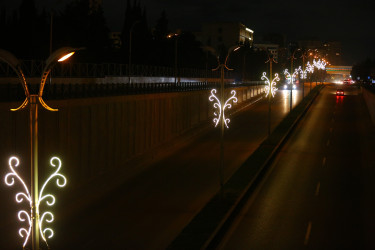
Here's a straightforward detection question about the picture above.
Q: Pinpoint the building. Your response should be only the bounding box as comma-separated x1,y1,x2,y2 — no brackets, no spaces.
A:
253,43,280,61
196,22,254,55
322,41,342,65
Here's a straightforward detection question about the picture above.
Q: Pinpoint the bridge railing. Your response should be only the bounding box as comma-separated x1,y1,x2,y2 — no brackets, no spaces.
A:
0,81,265,102
0,60,232,79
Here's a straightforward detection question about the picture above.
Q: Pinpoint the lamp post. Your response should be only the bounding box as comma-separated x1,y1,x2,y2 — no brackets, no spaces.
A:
261,71,279,135
288,48,300,111
209,46,239,189
306,61,314,91
264,54,279,135
283,68,299,112
1,47,78,250
129,20,141,84
167,33,180,84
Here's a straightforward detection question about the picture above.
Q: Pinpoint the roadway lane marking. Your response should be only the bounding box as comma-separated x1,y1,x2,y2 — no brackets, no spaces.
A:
315,182,320,196
304,221,312,245
322,157,326,166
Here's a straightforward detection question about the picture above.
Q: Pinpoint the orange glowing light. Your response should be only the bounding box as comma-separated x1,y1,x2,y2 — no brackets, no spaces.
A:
57,52,75,62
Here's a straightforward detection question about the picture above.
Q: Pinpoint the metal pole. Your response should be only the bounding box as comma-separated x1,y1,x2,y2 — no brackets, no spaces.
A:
128,30,132,84
220,64,224,189
174,38,178,85
290,54,293,112
30,95,39,250
268,60,272,135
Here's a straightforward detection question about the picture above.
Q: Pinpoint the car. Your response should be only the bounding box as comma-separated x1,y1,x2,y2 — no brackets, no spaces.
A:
336,89,344,96
283,84,296,90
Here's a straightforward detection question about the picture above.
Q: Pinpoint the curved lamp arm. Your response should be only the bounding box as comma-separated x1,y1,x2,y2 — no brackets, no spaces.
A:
39,47,78,97
0,49,30,98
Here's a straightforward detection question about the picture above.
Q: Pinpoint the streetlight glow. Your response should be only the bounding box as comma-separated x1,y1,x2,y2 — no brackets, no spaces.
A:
57,51,75,62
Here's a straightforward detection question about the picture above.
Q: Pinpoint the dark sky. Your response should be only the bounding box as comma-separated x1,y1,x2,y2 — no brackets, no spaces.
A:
2,0,374,65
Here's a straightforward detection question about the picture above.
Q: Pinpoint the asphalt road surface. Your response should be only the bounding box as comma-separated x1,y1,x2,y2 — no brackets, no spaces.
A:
218,84,375,250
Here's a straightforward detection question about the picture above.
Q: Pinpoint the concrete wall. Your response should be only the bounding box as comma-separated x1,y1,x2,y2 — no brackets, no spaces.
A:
0,85,264,197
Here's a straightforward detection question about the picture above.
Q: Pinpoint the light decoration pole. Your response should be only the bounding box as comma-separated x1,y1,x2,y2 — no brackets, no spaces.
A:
313,59,327,85
167,32,180,84
128,20,141,84
261,71,279,135
209,46,239,188
1,47,78,250
306,62,315,91
283,68,299,112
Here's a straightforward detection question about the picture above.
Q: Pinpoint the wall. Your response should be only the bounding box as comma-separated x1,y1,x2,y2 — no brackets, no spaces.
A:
0,85,264,202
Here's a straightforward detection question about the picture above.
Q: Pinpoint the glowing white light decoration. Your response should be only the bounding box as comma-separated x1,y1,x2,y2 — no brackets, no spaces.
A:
306,62,314,73
4,156,66,247
5,157,32,247
38,157,66,242
209,89,238,128
283,69,299,84
313,59,326,70
261,72,280,98
298,66,308,79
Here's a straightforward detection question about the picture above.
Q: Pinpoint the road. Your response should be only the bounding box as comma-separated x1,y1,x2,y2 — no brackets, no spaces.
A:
218,84,375,249
0,83,312,249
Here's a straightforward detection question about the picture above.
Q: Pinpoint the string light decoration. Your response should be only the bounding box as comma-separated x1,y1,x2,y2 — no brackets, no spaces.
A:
261,72,280,97
283,68,299,84
306,62,315,73
4,156,66,247
313,59,326,70
209,89,238,128
298,66,308,79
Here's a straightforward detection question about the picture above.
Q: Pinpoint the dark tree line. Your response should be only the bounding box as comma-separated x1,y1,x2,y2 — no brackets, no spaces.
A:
351,58,375,82
0,0,270,80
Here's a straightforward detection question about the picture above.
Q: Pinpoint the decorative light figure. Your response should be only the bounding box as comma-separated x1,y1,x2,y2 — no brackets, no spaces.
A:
4,156,66,247
313,59,326,70
209,89,238,128
283,68,299,84
306,62,314,73
261,72,279,97
298,66,308,79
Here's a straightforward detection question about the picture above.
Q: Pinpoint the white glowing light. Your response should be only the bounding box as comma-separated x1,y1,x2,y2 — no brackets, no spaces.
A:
306,62,314,73
209,89,238,128
298,66,308,79
38,157,66,242
283,69,299,85
4,157,32,247
4,156,66,247
261,72,280,98
313,59,326,70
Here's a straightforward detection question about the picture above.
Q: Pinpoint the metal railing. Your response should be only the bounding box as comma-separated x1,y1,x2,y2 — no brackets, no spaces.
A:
0,81,265,102
0,60,233,79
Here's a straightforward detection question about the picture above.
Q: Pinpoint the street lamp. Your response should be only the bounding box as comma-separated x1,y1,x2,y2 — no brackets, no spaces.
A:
167,33,180,84
209,45,240,189
129,20,141,84
263,53,279,135
261,71,279,135
283,68,299,112
1,47,79,250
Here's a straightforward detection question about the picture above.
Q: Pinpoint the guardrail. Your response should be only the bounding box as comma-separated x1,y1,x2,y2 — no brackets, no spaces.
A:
0,81,265,101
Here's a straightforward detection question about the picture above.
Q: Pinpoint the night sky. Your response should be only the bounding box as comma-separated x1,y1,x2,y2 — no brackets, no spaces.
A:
1,0,374,65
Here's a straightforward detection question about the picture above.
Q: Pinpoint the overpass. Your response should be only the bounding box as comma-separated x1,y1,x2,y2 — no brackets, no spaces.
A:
325,65,352,82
